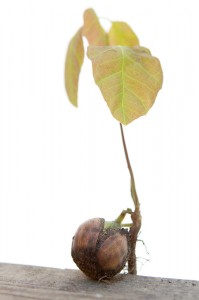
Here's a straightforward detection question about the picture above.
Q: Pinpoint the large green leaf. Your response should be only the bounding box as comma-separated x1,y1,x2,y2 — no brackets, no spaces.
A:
109,22,139,47
82,8,108,46
87,46,163,125
65,28,84,107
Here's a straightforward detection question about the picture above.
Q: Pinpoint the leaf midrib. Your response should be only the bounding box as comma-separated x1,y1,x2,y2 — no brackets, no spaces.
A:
119,46,126,124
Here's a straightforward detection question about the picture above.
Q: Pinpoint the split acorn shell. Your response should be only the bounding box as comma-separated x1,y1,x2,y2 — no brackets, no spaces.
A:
71,218,130,280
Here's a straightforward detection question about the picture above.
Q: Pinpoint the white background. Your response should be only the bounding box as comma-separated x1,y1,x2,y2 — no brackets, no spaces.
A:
0,0,199,280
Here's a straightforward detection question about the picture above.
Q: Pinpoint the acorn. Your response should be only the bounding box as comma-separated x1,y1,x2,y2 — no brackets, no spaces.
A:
71,217,131,280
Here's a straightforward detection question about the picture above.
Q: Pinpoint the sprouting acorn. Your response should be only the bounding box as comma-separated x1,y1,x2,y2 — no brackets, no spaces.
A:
71,209,134,280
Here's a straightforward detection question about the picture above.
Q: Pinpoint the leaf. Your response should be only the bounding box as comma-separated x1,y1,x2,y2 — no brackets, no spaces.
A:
65,28,84,107
87,46,163,125
82,8,108,46
108,22,139,46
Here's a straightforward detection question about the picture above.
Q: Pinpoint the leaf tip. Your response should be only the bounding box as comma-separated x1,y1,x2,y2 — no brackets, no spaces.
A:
71,101,78,108
64,84,78,108
83,7,94,17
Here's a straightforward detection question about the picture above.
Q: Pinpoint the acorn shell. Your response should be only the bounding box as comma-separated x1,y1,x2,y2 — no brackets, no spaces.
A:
71,218,130,280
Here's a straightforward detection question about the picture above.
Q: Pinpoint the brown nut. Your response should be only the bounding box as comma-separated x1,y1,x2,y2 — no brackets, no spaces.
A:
71,218,130,280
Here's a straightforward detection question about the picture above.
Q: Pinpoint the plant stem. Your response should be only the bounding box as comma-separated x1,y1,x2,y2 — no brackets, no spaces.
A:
119,123,140,211
119,123,142,275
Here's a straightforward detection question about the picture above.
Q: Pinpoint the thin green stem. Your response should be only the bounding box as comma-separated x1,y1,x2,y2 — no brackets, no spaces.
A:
115,208,132,224
119,123,140,212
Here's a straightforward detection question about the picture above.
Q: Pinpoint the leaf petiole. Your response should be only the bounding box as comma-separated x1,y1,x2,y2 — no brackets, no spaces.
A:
119,123,140,211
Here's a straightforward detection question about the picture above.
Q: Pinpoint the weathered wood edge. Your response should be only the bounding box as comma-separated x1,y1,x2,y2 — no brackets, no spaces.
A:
0,263,198,300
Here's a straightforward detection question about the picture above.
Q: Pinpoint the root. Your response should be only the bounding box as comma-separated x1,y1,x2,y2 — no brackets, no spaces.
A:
137,239,150,255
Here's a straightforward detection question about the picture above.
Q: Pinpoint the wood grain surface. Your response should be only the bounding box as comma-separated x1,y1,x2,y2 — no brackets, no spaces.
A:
0,263,198,300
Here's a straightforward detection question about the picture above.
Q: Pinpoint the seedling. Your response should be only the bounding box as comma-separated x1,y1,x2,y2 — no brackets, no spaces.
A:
65,8,163,280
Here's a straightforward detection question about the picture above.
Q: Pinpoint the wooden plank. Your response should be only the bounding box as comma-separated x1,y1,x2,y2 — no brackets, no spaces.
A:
0,263,198,300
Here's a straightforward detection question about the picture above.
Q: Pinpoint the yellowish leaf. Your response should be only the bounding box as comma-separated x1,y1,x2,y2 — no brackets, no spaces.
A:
65,28,84,107
83,8,108,46
109,22,139,46
87,46,163,125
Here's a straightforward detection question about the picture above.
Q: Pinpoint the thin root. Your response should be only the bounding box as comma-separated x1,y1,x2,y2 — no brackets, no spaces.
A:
137,239,150,255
